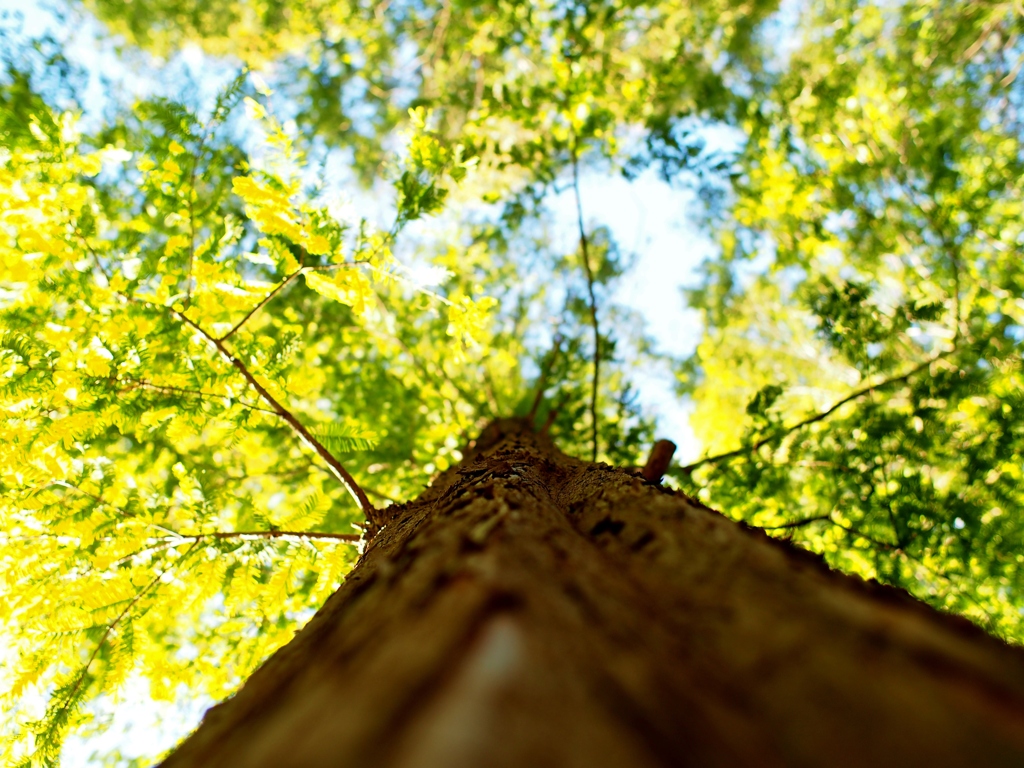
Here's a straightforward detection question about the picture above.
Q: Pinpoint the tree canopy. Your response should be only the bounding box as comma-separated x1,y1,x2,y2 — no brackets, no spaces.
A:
1,0,1022,764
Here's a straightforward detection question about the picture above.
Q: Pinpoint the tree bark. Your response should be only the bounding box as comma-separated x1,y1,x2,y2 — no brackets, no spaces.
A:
160,418,1024,768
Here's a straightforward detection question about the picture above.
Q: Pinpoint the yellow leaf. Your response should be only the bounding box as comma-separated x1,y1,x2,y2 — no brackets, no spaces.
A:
244,97,267,122
306,234,332,256
304,270,373,316
165,234,191,255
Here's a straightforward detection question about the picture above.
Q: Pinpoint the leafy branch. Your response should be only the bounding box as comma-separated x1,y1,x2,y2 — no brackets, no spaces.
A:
678,352,952,475
109,531,363,567
26,483,363,550
172,529,360,543
757,514,834,531
753,509,993,630
114,376,280,415
41,541,201,755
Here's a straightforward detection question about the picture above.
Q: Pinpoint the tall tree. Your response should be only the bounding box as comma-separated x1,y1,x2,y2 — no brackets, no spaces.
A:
2,0,1023,764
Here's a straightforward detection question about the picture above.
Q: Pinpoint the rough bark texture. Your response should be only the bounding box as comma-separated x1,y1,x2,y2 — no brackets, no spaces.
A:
160,418,1024,767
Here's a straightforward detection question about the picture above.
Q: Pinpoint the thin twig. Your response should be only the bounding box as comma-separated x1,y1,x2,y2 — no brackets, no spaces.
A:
219,268,305,341
755,510,995,630
105,528,358,572
176,311,379,524
756,507,898,551
218,260,371,342
73,226,113,284
678,352,951,474
642,439,677,483
108,539,193,570
570,130,600,462
115,377,280,416
48,480,105,506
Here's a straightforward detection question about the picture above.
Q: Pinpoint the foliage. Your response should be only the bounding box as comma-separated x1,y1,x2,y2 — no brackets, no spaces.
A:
82,0,778,182
0,47,513,765
1,0,1023,765
676,0,1024,640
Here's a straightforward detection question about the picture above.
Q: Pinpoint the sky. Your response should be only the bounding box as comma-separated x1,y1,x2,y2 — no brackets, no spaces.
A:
547,172,707,458
3,0,714,761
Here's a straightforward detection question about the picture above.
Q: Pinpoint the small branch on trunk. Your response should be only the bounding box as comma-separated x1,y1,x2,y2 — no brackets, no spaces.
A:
642,439,677,483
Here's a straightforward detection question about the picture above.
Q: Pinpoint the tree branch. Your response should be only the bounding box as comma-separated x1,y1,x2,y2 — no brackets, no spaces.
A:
55,542,200,728
218,268,305,341
678,353,950,475
173,529,361,544
570,130,600,463
175,311,380,524
105,528,360,571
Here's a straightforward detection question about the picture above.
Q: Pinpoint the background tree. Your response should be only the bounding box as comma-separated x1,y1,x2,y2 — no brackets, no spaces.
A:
1,0,1023,764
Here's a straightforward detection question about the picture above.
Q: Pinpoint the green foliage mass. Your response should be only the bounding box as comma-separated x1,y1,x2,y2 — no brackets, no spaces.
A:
676,0,1024,642
1,0,1022,764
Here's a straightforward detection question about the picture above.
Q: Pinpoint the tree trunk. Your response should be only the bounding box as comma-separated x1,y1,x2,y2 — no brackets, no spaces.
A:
160,418,1024,767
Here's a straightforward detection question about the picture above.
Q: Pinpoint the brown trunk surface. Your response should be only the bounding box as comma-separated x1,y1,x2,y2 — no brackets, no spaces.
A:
160,418,1024,767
